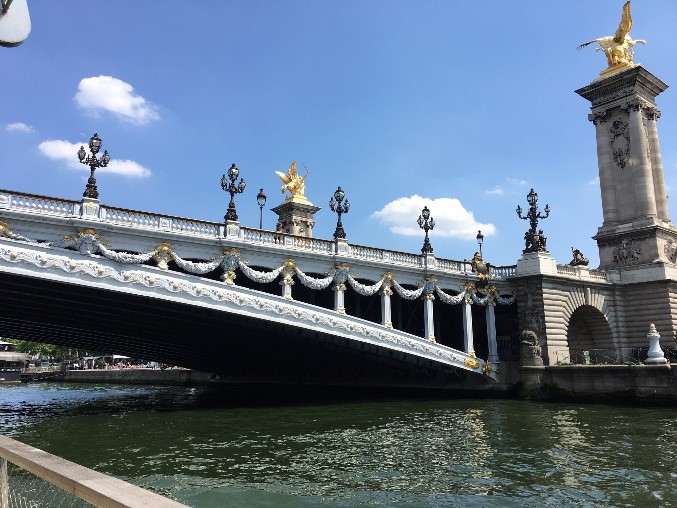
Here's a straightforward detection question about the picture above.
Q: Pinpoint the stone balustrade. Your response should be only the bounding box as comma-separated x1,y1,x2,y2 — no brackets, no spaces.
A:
0,189,516,284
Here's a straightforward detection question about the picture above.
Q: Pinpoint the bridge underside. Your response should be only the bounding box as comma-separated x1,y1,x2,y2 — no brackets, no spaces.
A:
0,273,490,390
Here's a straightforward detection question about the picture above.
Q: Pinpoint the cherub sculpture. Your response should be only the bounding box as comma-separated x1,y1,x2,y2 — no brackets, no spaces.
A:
577,1,645,72
275,162,309,200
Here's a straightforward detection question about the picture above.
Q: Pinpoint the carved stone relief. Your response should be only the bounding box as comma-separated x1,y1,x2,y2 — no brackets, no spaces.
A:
613,239,642,265
520,282,544,343
664,239,677,264
609,118,630,169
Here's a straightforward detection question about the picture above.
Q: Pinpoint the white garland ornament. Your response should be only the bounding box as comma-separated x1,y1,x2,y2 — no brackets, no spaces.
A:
434,286,465,305
347,275,383,296
393,281,424,300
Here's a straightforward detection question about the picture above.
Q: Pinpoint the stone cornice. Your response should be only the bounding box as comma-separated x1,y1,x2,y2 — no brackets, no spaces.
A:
576,66,668,113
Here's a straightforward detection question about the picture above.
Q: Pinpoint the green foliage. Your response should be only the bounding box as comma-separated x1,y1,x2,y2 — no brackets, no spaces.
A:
4,339,98,360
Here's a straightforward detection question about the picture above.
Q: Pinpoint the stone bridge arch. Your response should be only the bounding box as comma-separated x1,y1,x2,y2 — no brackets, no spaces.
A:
561,285,617,358
538,281,619,364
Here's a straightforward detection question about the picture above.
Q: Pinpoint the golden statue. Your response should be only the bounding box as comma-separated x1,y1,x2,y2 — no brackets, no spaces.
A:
577,1,645,75
275,162,309,201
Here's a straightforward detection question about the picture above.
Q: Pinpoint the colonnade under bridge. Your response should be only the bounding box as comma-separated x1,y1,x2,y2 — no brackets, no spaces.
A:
0,189,518,387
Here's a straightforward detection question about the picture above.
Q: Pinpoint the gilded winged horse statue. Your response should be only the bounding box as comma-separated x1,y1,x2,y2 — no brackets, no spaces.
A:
577,1,645,73
275,162,309,200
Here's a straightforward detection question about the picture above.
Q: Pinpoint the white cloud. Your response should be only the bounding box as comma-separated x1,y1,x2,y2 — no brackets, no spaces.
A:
371,194,496,239
507,178,528,186
588,176,600,186
6,122,34,133
38,139,151,178
74,76,160,125
485,186,505,195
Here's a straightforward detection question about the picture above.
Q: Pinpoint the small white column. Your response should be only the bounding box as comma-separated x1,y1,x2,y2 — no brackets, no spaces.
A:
463,299,474,353
423,293,435,342
645,323,667,364
334,283,346,314
280,275,294,300
486,302,499,371
380,286,393,328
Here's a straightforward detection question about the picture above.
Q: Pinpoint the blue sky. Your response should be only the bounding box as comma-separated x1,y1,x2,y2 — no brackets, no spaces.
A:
2,1,676,267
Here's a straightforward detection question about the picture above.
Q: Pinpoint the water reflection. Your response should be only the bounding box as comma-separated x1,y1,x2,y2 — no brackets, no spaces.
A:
1,384,676,507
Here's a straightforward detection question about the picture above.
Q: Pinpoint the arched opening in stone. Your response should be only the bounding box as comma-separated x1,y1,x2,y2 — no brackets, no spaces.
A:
567,305,614,363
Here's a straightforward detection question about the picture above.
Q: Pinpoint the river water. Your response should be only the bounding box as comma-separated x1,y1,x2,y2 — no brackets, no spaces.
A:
0,383,676,507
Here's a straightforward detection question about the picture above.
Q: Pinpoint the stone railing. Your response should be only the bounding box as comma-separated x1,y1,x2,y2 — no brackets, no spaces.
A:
0,189,517,280
0,190,75,217
489,265,516,279
0,434,187,507
556,264,608,282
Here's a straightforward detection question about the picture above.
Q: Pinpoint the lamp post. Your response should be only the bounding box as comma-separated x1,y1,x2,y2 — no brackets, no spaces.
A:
221,163,246,223
417,206,435,254
476,230,484,258
256,188,267,229
77,133,110,199
516,188,550,253
329,186,350,239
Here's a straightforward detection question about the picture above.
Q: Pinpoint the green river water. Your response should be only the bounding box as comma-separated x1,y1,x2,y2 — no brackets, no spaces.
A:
0,383,675,507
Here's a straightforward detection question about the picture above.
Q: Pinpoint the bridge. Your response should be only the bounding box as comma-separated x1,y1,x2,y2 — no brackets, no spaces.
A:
0,189,518,388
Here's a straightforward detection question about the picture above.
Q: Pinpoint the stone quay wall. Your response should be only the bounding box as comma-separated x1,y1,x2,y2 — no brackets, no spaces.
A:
65,368,213,385
518,364,676,403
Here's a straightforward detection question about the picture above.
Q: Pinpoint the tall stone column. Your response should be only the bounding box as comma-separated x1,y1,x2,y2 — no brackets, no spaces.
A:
646,108,669,220
576,66,677,270
590,112,618,224
625,100,657,219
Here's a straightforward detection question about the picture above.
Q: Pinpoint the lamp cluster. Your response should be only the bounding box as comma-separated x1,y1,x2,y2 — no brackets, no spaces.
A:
221,163,247,222
73,140,491,260
77,133,110,199
516,188,550,254
329,186,350,239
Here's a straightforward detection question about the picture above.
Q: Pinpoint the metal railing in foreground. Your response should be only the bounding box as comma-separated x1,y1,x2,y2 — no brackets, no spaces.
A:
0,435,187,508
553,348,677,365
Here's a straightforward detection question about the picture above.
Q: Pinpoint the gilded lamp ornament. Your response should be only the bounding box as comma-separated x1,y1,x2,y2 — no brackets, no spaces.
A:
577,1,645,76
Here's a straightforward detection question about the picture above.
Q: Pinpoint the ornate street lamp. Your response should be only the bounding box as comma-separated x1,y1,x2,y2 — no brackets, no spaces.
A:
256,188,267,229
77,133,110,199
221,163,246,223
417,205,435,254
476,230,484,258
329,186,350,239
516,188,551,253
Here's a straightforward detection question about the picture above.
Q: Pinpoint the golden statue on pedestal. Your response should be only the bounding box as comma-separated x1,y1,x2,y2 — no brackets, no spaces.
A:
577,1,645,75
275,162,309,201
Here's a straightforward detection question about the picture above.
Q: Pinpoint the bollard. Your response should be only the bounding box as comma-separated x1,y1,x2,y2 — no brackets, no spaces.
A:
644,324,668,364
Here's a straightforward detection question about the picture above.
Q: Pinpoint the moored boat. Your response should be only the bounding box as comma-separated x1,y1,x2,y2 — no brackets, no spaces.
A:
0,340,31,383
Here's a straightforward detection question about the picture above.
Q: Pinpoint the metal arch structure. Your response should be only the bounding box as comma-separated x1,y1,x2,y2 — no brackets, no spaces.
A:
0,239,496,386
0,188,521,386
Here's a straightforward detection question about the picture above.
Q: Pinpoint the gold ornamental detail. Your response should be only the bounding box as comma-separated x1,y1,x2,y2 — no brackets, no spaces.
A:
0,221,14,238
464,351,480,369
